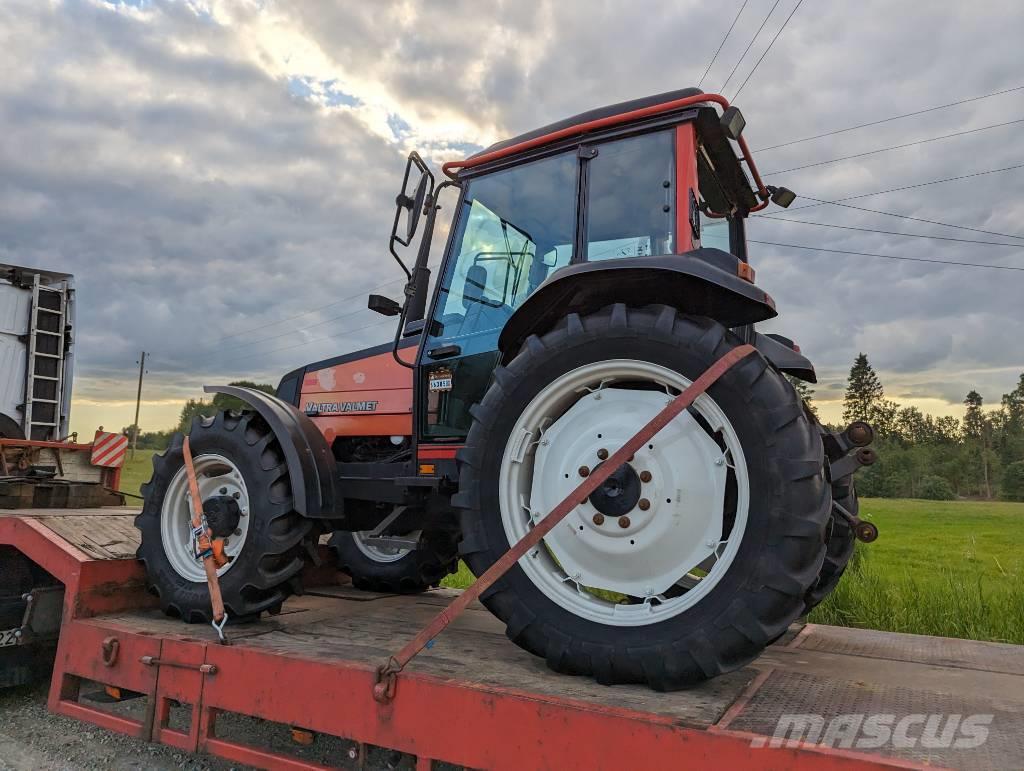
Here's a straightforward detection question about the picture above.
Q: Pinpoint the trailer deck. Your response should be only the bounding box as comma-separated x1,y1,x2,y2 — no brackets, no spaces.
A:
1,508,1022,770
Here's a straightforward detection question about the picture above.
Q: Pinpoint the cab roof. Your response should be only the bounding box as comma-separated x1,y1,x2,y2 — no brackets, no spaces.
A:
469,87,705,161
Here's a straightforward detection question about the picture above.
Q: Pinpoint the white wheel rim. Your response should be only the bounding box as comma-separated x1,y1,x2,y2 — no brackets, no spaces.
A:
160,453,251,582
352,532,412,563
499,359,749,627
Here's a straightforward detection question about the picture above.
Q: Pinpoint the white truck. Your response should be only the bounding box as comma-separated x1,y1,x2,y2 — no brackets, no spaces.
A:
1,263,124,687
0,262,75,442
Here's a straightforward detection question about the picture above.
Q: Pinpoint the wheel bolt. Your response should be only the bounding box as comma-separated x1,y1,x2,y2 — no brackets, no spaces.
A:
638,498,650,511
596,448,608,460
578,465,590,478
618,516,631,528
233,492,241,500
234,528,242,536
639,470,652,483
219,487,228,494
592,513,605,526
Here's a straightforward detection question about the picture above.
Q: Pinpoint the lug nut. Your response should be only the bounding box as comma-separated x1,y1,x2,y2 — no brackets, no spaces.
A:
219,487,228,494
592,513,605,526
639,470,652,483
596,448,609,460
233,492,241,500
638,498,651,511
618,516,631,528
578,465,591,477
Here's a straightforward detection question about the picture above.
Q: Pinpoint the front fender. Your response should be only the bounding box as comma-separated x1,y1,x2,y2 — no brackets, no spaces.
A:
753,332,817,383
498,249,777,360
203,385,338,518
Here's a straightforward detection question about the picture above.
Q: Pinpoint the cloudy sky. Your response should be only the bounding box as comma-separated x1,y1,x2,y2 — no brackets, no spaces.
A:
1,0,1022,433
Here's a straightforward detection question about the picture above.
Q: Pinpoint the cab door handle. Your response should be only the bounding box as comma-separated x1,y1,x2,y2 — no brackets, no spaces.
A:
427,344,461,360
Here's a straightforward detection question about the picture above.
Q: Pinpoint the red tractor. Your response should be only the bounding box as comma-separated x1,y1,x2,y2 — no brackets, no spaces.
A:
137,88,876,690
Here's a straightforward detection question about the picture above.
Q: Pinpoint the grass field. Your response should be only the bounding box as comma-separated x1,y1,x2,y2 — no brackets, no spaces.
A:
118,448,158,499
118,452,1024,644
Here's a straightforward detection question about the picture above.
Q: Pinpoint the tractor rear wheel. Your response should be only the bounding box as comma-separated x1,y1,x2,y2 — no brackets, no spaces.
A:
329,527,458,593
802,478,858,614
456,304,829,690
136,411,313,623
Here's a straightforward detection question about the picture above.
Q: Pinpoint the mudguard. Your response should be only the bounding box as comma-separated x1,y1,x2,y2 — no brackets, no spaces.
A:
754,332,817,383
498,249,777,359
203,385,339,518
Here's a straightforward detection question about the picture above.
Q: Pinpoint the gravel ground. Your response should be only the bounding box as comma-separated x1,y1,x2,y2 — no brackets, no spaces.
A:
0,676,420,770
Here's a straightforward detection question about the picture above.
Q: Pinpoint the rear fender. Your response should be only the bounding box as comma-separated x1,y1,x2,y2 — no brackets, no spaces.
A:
203,385,339,518
497,249,777,361
753,332,817,383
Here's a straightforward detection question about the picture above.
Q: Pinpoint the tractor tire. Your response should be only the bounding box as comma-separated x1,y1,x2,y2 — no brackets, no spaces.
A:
802,478,858,614
135,411,313,623
329,528,459,594
455,304,830,690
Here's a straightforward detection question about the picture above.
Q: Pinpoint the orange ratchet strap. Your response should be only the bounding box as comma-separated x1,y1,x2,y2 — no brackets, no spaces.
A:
182,436,231,644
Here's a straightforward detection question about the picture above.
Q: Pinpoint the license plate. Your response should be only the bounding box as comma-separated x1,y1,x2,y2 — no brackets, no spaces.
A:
0,628,18,647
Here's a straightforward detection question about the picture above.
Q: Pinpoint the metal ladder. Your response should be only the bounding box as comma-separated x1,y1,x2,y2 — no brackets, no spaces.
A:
23,274,70,441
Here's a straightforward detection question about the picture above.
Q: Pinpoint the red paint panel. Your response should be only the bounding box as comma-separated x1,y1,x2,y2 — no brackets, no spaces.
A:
417,445,462,460
302,351,412,395
675,123,699,253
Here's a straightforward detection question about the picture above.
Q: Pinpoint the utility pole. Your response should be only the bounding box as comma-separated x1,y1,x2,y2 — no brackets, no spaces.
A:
132,351,147,460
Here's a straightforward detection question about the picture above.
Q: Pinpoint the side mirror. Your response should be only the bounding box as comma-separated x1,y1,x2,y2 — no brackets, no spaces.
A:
392,153,434,248
368,294,402,317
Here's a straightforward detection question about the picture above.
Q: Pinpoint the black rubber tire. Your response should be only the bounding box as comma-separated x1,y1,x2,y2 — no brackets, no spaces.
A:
455,304,830,690
329,528,459,593
135,411,313,623
802,478,858,614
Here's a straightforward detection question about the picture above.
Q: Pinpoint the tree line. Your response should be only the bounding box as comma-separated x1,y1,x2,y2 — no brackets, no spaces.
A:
823,353,1024,501
121,381,275,450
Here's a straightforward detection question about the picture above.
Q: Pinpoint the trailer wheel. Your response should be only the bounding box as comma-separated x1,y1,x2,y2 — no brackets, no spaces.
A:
456,304,829,690
329,527,458,593
135,411,313,623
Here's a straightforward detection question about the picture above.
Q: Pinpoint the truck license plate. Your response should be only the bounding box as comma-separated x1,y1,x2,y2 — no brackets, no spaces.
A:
0,628,18,647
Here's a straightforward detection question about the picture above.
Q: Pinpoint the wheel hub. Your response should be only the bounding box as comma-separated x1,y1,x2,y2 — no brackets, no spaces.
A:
160,453,251,583
588,462,642,517
203,495,242,538
525,382,729,600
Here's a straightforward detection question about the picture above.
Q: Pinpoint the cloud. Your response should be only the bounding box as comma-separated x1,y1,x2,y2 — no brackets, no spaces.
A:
0,0,1021,433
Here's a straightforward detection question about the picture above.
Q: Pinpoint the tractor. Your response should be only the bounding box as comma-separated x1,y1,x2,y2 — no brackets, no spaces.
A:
136,88,877,690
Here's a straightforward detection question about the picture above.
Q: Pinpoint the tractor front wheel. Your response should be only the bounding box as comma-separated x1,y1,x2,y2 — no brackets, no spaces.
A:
456,304,830,690
136,412,313,623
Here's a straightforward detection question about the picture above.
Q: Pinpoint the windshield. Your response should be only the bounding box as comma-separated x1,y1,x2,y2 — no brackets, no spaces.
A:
431,151,577,344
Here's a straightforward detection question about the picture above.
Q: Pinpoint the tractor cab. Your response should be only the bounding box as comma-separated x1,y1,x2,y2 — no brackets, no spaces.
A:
383,88,792,441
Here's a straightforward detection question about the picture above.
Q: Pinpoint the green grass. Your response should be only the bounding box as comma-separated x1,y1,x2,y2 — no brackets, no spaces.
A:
117,449,157,499
809,498,1024,644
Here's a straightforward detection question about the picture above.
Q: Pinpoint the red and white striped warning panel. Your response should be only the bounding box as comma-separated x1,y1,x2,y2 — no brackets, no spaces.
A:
91,431,129,468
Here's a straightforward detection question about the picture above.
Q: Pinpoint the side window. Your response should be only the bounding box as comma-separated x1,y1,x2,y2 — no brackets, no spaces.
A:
585,130,675,261
431,152,576,343
698,212,731,252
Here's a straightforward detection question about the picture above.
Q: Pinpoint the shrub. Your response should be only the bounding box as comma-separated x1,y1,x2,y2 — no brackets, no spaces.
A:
917,475,955,501
1001,461,1024,501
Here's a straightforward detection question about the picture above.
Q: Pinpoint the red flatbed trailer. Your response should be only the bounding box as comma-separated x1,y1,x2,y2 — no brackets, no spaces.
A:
1,508,1022,771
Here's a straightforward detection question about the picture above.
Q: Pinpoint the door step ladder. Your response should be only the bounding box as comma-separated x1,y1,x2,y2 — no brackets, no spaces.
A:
23,273,71,441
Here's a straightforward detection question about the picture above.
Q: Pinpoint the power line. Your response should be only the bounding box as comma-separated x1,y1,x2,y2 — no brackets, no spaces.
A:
719,0,782,94
216,316,397,366
756,215,1024,248
749,239,1024,272
732,0,804,100
698,0,749,88
763,118,1024,175
782,198,1024,242
781,162,1024,213
755,84,1024,152
207,260,444,358
209,272,405,341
